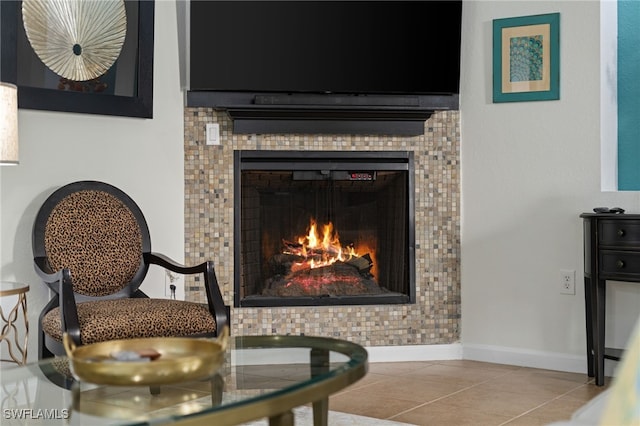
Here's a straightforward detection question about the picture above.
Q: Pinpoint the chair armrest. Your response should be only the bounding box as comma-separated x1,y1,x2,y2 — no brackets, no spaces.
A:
33,258,82,346
145,252,230,335
145,252,205,275
58,270,82,347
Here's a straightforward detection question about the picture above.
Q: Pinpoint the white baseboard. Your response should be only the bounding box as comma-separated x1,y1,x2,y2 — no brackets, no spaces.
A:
233,342,618,377
232,344,463,365
368,342,619,377
365,343,463,363
462,343,619,377
462,343,587,374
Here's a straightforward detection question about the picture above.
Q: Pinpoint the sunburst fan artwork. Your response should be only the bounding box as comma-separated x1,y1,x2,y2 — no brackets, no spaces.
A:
22,0,127,82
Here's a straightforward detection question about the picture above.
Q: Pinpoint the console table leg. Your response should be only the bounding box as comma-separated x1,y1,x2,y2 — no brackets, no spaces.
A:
595,279,606,386
584,276,594,378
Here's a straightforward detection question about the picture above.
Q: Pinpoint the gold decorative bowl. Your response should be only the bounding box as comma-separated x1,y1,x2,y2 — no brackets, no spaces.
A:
63,327,229,386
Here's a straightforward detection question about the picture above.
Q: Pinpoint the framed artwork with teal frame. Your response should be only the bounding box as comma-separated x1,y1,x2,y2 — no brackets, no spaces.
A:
492,13,560,103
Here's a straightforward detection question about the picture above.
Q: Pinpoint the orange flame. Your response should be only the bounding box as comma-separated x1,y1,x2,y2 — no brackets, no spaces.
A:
285,218,358,270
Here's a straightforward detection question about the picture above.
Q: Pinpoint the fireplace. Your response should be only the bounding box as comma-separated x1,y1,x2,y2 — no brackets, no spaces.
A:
234,150,415,307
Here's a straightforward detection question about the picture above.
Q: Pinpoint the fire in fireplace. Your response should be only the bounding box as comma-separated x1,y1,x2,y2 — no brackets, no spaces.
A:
234,150,415,307
266,217,380,297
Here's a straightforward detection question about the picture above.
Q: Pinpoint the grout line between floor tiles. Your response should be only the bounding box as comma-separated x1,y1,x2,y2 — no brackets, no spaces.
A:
385,368,521,421
497,382,590,426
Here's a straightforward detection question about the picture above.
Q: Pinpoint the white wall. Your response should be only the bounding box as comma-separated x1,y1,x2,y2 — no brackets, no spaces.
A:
461,1,640,373
600,0,617,191
0,1,185,363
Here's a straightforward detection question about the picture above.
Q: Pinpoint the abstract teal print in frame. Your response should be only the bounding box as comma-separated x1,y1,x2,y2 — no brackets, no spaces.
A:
510,36,543,82
493,13,560,103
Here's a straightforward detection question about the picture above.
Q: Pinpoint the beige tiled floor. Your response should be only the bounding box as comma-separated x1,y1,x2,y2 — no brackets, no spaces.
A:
328,360,611,426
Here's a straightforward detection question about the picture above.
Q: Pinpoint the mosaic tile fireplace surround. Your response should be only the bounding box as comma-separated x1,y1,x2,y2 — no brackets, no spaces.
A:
184,109,460,347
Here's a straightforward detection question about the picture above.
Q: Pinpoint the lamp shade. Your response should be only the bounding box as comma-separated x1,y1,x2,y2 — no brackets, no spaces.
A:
0,82,18,165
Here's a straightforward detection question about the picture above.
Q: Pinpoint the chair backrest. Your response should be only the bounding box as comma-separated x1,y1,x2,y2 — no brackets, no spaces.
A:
32,181,152,297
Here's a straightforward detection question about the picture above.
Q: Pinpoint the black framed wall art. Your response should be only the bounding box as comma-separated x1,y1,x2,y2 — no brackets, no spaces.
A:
0,0,154,118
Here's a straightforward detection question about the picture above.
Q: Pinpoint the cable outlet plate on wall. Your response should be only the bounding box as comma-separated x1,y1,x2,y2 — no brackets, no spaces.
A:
165,270,182,298
560,269,576,295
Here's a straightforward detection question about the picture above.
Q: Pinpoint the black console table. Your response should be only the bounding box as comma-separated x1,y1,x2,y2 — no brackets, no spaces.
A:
580,213,640,385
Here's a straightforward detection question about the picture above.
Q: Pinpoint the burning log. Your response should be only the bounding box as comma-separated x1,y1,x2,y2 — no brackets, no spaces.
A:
282,239,342,258
264,262,384,297
268,253,304,275
282,239,302,251
345,253,373,274
271,248,374,278
263,218,382,297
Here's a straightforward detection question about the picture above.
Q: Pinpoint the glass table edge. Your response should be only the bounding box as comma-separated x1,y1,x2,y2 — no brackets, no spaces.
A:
172,335,369,425
4,334,369,425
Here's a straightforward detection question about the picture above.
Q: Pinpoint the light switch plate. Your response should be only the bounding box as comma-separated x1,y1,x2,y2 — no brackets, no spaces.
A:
206,123,220,145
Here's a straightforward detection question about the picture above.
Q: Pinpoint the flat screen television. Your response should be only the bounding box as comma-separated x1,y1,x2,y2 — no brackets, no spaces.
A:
189,1,462,96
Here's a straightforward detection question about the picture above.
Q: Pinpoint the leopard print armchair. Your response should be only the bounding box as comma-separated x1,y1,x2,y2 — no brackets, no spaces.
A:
33,181,229,359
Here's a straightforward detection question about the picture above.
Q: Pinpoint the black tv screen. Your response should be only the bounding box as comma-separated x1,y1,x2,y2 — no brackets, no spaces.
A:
189,1,462,95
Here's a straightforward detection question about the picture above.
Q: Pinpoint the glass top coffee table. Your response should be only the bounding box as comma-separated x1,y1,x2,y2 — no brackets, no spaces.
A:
0,334,368,425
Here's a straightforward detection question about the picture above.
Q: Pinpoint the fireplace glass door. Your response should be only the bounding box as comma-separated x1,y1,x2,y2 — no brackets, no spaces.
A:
234,151,415,307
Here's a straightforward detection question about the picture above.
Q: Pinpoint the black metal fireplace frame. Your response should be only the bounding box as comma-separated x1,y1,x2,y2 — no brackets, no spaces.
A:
233,150,416,307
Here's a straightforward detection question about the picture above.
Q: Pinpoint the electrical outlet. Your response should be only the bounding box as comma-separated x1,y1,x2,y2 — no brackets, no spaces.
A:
165,270,182,298
560,269,576,295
